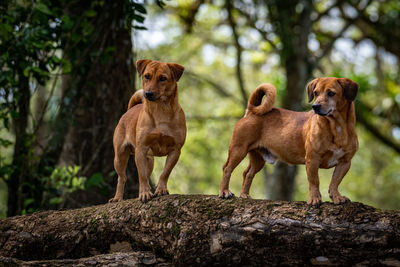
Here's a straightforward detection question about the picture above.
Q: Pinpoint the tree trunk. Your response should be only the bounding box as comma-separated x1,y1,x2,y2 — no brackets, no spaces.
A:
1,195,399,266
266,0,314,201
42,0,139,208
7,76,31,216
0,252,169,266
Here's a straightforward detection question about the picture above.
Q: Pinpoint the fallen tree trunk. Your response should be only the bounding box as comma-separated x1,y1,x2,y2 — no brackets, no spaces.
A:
1,195,399,266
0,252,169,266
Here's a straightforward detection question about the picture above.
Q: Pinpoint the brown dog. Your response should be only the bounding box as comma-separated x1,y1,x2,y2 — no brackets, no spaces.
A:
109,59,186,203
219,77,359,205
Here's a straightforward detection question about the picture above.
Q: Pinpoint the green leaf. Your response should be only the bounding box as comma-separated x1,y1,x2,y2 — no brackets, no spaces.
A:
85,10,97,17
156,0,166,8
133,3,147,14
23,198,35,208
36,3,53,16
49,197,62,205
23,67,31,77
61,15,73,30
133,26,147,30
85,173,103,188
133,14,145,24
10,110,19,119
62,60,72,74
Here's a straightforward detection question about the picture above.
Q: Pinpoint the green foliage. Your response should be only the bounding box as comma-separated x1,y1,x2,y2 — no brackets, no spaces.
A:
0,179,7,218
0,0,64,185
0,0,153,215
49,166,86,193
142,1,400,210
39,166,106,212
1,0,400,216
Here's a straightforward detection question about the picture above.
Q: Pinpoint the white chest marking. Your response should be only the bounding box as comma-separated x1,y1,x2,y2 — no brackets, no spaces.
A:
328,148,345,168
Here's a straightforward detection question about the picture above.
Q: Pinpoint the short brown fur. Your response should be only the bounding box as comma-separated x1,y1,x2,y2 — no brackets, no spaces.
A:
109,59,186,203
219,78,359,205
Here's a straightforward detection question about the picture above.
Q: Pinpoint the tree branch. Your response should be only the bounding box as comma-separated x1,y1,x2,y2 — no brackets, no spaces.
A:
184,70,242,103
356,105,400,154
313,0,373,68
312,0,345,23
235,7,278,51
226,0,247,107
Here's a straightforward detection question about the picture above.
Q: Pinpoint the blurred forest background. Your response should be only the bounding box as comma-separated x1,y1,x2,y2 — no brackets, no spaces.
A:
1,0,400,218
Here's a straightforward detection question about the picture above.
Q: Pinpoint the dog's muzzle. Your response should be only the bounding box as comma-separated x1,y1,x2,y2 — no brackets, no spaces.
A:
144,91,156,101
312,103,321,112
312,104,332,116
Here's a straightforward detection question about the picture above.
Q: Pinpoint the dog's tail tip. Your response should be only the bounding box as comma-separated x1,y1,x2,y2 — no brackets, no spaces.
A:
247,83,276,115
127,89,144,110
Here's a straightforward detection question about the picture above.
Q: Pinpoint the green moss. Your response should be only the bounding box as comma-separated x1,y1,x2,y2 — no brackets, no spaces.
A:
165,202,178,217
265,203,276,210
88,218,99,234
223,205,235,216
100,212,109,220
157,202,179,223
172,224,180,237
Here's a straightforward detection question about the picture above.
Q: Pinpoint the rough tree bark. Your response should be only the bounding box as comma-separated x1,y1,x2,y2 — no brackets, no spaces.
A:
45,0,140,208
1,195,399,266
7,76,32,216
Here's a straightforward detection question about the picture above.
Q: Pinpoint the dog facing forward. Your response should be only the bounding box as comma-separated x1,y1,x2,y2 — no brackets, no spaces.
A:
219,77,359,206
109,59,186,203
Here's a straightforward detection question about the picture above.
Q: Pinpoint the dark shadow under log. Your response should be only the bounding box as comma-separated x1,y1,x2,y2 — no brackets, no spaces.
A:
0,195,399,266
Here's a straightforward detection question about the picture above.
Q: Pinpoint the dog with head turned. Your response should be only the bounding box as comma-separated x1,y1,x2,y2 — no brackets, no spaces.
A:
109,59,186,203
219,77,359,206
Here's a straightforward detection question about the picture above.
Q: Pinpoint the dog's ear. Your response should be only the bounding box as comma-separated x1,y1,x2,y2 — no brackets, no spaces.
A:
307,78,320,102
338,78,359,102
168,63,185,81
136,59,152,76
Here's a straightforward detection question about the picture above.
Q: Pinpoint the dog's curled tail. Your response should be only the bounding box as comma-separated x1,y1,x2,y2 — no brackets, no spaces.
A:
127,89,144,110
246,83,276,116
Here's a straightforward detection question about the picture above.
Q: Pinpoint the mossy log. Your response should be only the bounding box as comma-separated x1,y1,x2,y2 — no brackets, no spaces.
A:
1,195,400,266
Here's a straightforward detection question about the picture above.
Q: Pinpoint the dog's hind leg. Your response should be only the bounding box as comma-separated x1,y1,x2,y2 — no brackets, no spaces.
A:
219,146,248,199
240,151,265,199
109,147,130,202
155,149,181,197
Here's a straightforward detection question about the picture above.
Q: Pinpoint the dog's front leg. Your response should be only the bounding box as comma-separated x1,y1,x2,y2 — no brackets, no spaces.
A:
155,149,181,197
135,146,154,202
329,161,351,204
305,158,322,206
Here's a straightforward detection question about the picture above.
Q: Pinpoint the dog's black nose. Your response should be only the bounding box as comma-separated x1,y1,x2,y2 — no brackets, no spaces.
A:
312,104,321,112
144,91,155,100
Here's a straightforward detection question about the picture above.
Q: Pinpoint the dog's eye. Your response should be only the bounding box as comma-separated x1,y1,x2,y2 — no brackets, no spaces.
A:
314,91,319,97
159,76,167,82
327,91,336,97
144,74,150,80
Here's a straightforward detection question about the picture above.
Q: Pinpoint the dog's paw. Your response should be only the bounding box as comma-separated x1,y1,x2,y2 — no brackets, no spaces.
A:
155,187,169,197
239,193,252,199
219,190,234,199
307,192,322,207
330,194,350,204
139,191,154,203
109,197,123,203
